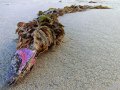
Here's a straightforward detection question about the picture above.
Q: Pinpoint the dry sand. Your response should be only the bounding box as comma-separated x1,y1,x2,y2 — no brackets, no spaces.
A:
0,0,120,90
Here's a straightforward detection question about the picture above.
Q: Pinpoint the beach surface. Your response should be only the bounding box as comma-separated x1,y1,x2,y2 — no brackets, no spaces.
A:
0,0,120,90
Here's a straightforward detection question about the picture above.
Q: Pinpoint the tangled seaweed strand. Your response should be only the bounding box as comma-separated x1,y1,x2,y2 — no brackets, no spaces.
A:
16,5,110,55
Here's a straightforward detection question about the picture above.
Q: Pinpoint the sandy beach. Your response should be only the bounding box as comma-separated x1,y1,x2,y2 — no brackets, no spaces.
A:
0,0,120,90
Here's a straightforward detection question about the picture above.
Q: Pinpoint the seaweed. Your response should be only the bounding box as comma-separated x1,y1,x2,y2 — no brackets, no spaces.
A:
93,5,111,9
89,1,97,3
6,4,111,86
16,5,110,55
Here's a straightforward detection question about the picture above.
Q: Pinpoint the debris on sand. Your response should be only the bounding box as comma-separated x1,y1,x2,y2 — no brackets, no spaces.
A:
7,5,110,86
16,5,110,53
89,1,97,3
93,5,111,9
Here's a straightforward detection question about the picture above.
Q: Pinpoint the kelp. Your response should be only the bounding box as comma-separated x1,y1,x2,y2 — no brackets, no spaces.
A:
16,5,110,55
6,5,110,86
89,1,97,3
93,5,111,9
16,13,65,55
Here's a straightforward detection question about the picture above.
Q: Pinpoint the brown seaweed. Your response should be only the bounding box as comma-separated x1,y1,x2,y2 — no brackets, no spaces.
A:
16,5,110,55
6,4,110,85
89,1,97,3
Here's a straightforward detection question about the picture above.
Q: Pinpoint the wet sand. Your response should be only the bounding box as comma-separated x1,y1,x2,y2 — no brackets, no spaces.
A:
0,0,120,90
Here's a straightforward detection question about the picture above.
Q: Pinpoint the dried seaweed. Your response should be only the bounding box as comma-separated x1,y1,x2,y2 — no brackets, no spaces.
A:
16,5,110,55
89,1,97,3
93,5,111,9
6,4,111,86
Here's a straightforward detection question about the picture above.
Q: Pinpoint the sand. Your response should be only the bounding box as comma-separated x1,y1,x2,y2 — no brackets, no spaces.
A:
0,0,120,90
